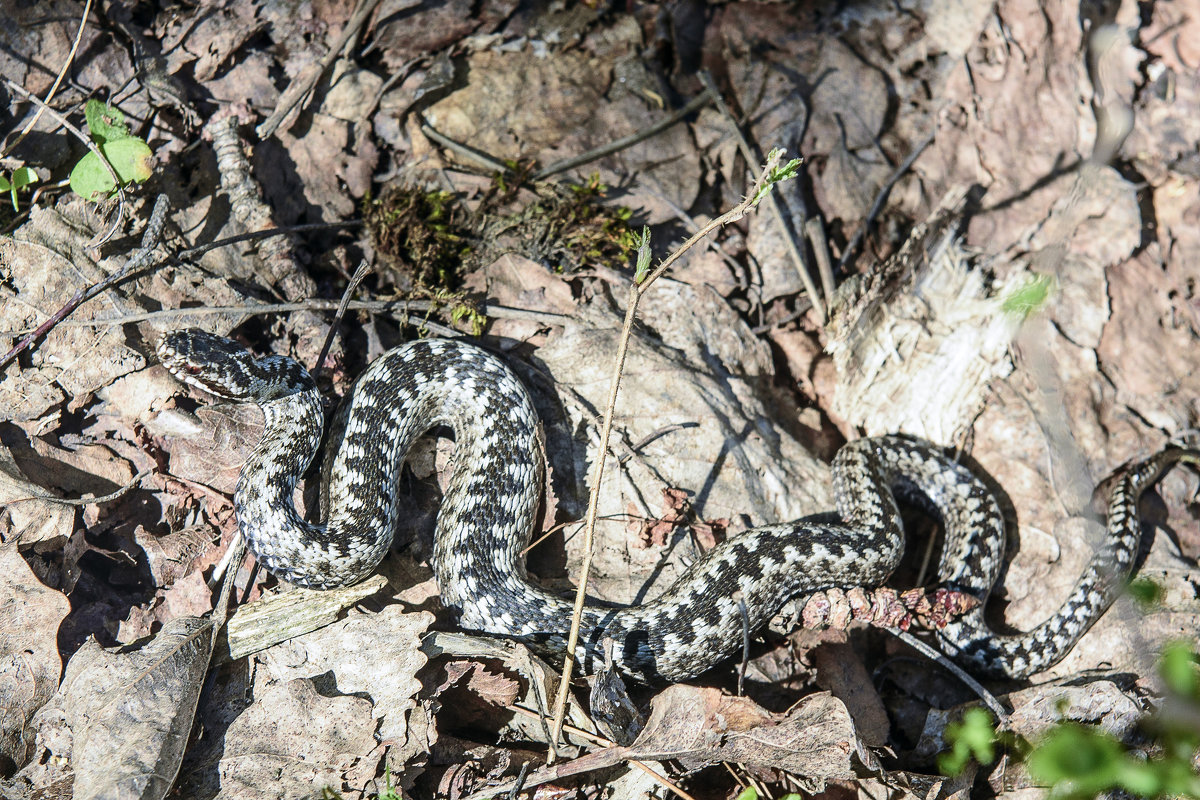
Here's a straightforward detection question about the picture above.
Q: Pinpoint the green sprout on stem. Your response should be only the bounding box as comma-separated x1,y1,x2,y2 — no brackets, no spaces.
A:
0,166,38,210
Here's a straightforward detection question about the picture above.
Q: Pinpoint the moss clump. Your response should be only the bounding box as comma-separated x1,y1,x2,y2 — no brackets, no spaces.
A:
364,186,472,290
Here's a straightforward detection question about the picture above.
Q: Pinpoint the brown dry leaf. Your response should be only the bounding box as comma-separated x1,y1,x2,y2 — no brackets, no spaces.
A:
421,28,700,223
464,254,578,343
257,606,433,765
160,2,267,82
133,524,218,588
437,661,522,708
0,543,70,770
497,687,863,797
215,678,381,798
0,445,74,547
145,402,262,496
53,617,213,800
629,687,861,790
4,433,135,500
0,216,142,422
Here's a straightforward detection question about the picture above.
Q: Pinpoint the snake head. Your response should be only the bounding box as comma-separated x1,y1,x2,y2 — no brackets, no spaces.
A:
157,329,318,402
157,329,263,400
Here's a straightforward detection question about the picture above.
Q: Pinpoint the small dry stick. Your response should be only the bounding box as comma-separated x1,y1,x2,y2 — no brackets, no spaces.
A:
3,467,152,508
1,77,125,245
836,121,937,273
49,298,568,330
418,118,513,174
547,149,801,752
313,259,372,379
1,0,94,158
177,221,360,260
256,0,385,138
698,69,825,325
531,89,715,180
889,627,1008,721
804,216,837,305
498,706,701,800
0,192,169,371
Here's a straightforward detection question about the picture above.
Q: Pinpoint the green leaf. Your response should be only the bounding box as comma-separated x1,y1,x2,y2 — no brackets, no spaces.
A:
1160,641,1200,701
750,148,802,206
733,787,758,800
1001,273,1056,319
1128,577,1164,608
69,138,154,201
938,707,998,776
84,99,131,144
11,166,38,189
1027,724,1125,798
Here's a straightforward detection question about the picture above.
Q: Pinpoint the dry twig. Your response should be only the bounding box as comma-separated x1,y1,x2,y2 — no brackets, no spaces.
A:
836,121,938,272
698,70,825,324
548,149,799,750
256,0,385,138
0,0,94,158
0,193,169,371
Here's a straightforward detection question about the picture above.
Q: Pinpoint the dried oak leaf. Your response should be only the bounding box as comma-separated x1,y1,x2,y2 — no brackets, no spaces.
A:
627,686,860,787
217,678,381,797
0,542,70,770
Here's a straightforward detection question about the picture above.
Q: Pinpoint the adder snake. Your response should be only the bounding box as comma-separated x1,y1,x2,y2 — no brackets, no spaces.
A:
157,329,1196,682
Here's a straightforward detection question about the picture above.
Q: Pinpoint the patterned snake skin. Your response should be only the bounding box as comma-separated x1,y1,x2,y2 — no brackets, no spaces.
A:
157,329,1198,682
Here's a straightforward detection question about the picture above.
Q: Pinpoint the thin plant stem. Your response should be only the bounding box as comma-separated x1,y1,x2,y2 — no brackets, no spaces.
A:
1,0,94,158
547,150,796,751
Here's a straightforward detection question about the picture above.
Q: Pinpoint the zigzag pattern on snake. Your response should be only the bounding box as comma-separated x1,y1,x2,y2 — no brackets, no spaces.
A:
157,329,1198,682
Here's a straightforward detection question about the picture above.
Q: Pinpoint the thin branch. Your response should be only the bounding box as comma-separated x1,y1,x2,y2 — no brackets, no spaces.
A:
0,193,169,371
548,151,795,751
804,216,836,306
837,121,937,273
531,89,715,180
176,221,361,260
38,298,568,330
698,70,825,324
888,628,1009,722
418,118,513,174
1,0,94,158
313,259,371,377
492,705,700,800
256,0,385,138
3,468,152,508
2,77,125,245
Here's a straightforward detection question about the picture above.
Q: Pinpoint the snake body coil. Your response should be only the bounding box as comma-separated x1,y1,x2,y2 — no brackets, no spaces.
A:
157,329,1196,682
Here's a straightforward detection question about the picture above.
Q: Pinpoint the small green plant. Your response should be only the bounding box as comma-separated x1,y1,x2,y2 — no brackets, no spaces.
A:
632,225,652,284
69,99,154,201
0,166,38,210
1001,273,1057,319
374,764,403,800
940,642,1200,800
750,148,802,206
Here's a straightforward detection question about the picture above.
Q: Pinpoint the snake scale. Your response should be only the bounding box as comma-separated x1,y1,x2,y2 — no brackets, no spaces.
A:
157,329,1197,682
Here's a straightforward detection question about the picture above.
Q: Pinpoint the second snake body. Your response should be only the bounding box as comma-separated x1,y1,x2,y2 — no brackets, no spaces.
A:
157,330,1196,682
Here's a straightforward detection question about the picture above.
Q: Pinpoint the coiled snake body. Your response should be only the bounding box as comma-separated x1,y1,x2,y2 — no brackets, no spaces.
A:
158,329,1196,682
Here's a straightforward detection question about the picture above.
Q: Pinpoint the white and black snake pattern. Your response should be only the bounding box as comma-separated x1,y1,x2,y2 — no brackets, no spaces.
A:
157,329,1198,682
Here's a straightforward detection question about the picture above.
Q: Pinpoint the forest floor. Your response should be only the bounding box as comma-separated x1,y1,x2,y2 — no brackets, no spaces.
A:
2,0,1200,798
